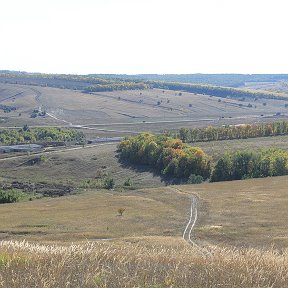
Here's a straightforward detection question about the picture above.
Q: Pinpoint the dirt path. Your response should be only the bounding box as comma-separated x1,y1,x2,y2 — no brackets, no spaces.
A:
170,186,212,256
182,196,199,245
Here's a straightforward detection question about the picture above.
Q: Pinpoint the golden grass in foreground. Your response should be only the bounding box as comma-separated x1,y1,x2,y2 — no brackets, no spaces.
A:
1,239,288,287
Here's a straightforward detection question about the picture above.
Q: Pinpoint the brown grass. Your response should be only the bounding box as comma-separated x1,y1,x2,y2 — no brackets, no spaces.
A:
0,188,188,243
179,176,288,248
0,143,165,188
1,239,288,287
2,134,288,186
1,175,288,250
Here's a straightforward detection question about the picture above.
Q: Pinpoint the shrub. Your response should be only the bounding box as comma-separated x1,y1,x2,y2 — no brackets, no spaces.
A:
0,189,24,204
117,208,126,216
104,178,115,190
0,127,85,145
123,178,133,187
79,179,104,189
187,174,203,184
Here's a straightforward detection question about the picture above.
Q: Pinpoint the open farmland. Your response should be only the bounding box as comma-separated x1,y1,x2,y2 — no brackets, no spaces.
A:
1,83,288,138
240,81,288,94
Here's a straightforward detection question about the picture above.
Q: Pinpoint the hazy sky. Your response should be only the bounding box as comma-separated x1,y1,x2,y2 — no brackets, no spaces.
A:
0,0,287,74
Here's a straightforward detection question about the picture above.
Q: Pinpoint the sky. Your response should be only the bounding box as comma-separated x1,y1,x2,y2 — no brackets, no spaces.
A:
0,0,287,75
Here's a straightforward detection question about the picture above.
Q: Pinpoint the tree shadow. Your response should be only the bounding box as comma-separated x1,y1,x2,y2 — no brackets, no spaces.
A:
117,155,187,186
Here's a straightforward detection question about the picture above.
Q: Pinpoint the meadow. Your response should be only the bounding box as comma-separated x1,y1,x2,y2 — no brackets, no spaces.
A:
1,176,288,287
1,77,288,287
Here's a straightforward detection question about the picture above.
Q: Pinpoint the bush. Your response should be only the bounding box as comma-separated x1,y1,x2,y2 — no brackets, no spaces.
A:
187,174,203,184
123,178,133,187
79,179,104,189
117,208,126,216
0,189,24,204
104,178,115,190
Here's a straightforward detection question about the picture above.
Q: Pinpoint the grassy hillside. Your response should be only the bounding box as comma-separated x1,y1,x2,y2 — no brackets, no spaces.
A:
0,187,188,242
2,134,288,185
1,83,288,134
1,176,288,286
0,172,288,248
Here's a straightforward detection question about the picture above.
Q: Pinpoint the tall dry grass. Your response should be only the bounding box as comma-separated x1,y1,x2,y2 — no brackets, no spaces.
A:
0,240,288,287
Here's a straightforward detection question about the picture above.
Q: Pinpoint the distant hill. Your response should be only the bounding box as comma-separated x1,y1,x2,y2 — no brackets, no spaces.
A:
90,73,288,87
1,71,288,100
2,70,288,87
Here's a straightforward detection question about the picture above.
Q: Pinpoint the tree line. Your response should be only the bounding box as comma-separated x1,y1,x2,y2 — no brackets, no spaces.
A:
118,133,211,180
83,82,149,93
4,70,288,87
148,81,286,100
96,73,288,88
171,121,288,143
0,127,85,145
212,149,288,182
118,133,288,183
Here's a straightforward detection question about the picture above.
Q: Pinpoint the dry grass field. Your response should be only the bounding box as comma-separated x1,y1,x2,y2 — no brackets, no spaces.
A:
0,172,288,249
1,176,288,286
1,239,288,287
199,134,288,160
177,176,288,249
0,187,188,243
2,82,288,286
1,83,288,137
1,147,288,286
2,135,288,185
